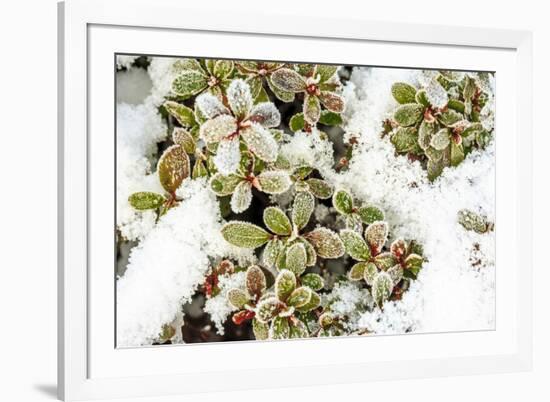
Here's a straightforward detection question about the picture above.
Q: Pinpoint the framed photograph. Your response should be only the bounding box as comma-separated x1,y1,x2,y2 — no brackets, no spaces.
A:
58,0,533,400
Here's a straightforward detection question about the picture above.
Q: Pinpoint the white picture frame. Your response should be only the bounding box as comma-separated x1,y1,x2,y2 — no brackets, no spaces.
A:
58,0,533,400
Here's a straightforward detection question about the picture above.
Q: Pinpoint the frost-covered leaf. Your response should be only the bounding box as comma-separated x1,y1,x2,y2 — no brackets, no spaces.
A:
301,273,324,291
391,127,418,153
213,60,234,79
318,91,345,113
263,238,284,267
316,65,338,82
299,238,317,267
266,75,296,102
373,252,397,270
287,286,312,308
390,239,407,259
232,310,255,325
447,99,465,113
418,120,435,150
227,79,253,119
438,109,463,127
306,178,333,199
128,192,165,210
255,296,281,323
363,262,378,285
319,110,343,126
296,290,320,312
450,141,465,166
256,170,292,194
349,261,367,281
172,127,196,154
463,75,477,101
213,137,241,175
293,166,314,180
275,269,296,301
270,316,290,339
157,145,190,193
318,312,334,329
304,94,321,125
430,128,451,151
199,114,237,143
227,288,248,309
270,68,307,93
462,122,485,138
246,265,267,299
332,189,353,215
249,102,281,128
291,190,315,230
241,123,278,163
195,92,229,119
289,113,305,132
252,318,269,340
425,79,448,108
340,229,371,261
457,209,493,234
372,272,393,307
209,173,242,196
163,101,196,127
171,70,208,98
285,243,307,276
159,324,176,341
427,157,445,181
357,205,384,225
415,89,430,107
393,103,424,127
289,318,308,339
365,221,388,254
230,181,252,213
263,207,292,236
304,228,345,259
404,253,423,272
391,82,417,104
221,221,271,249
387,265,404,285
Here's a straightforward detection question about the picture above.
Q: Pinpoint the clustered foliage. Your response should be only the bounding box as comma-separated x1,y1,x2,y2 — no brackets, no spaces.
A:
385,70,494,181
123,58,494,343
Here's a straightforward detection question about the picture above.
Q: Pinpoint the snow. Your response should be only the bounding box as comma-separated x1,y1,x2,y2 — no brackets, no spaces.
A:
117,179,255,347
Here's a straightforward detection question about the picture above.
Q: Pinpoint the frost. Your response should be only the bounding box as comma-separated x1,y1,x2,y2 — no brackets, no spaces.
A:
204,271,247,335
213,137,241,175
325,281,371,332
425,79,448,109
279,129,335,175
116,55,140,70
117,179,255,347
195,92,229,119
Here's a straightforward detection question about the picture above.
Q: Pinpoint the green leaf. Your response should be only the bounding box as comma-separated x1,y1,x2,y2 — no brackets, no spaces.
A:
192,159,208,179
438,109,463,127
270,316,290,339
246,75,263,99
289,318,309,339
391,82,417,104
391,127,418,153
255,297,280,323
227,288,248,309
263,238,284,267
304,94,321,125
457,209,493,234
285,243,307,276
298,238,317,267
306,178,333,199
303,228,345,259
372,272,393,307
128,192,166,211
171,71,208,98
340,229,371,261
209,173,243,196
319,110,343,126
296,290,321,312
221,221,271,249
301,273,324,291
332,189,353,215
157,145,190,193
430,128,451,151
289,113,305,132
450,141,465,166
363,262,379,285
275,269,296,301
318,91,345,113
275,245,287,271
263,207,292,236
393,103,424,127
316,64,338,82
415,89,430,107
461,122,485,138
256,171,292,194
404,253,423,271
427,157,445,181
266,75,296,103
159,324,176,341
463,75,477,101
373,252,397,270
447,99,465,113
287,286,312,308
291,191,315,230
365,221,388,254
163,101,197,127
293,165,313,180
269,68,307,93
252,318,269,340
318,312,334,329
213,60,234,79
246,265,267,299
357,206,384,225
349,261,367,281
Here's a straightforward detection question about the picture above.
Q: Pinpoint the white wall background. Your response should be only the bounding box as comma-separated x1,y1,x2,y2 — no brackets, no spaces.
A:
0,0,547,401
